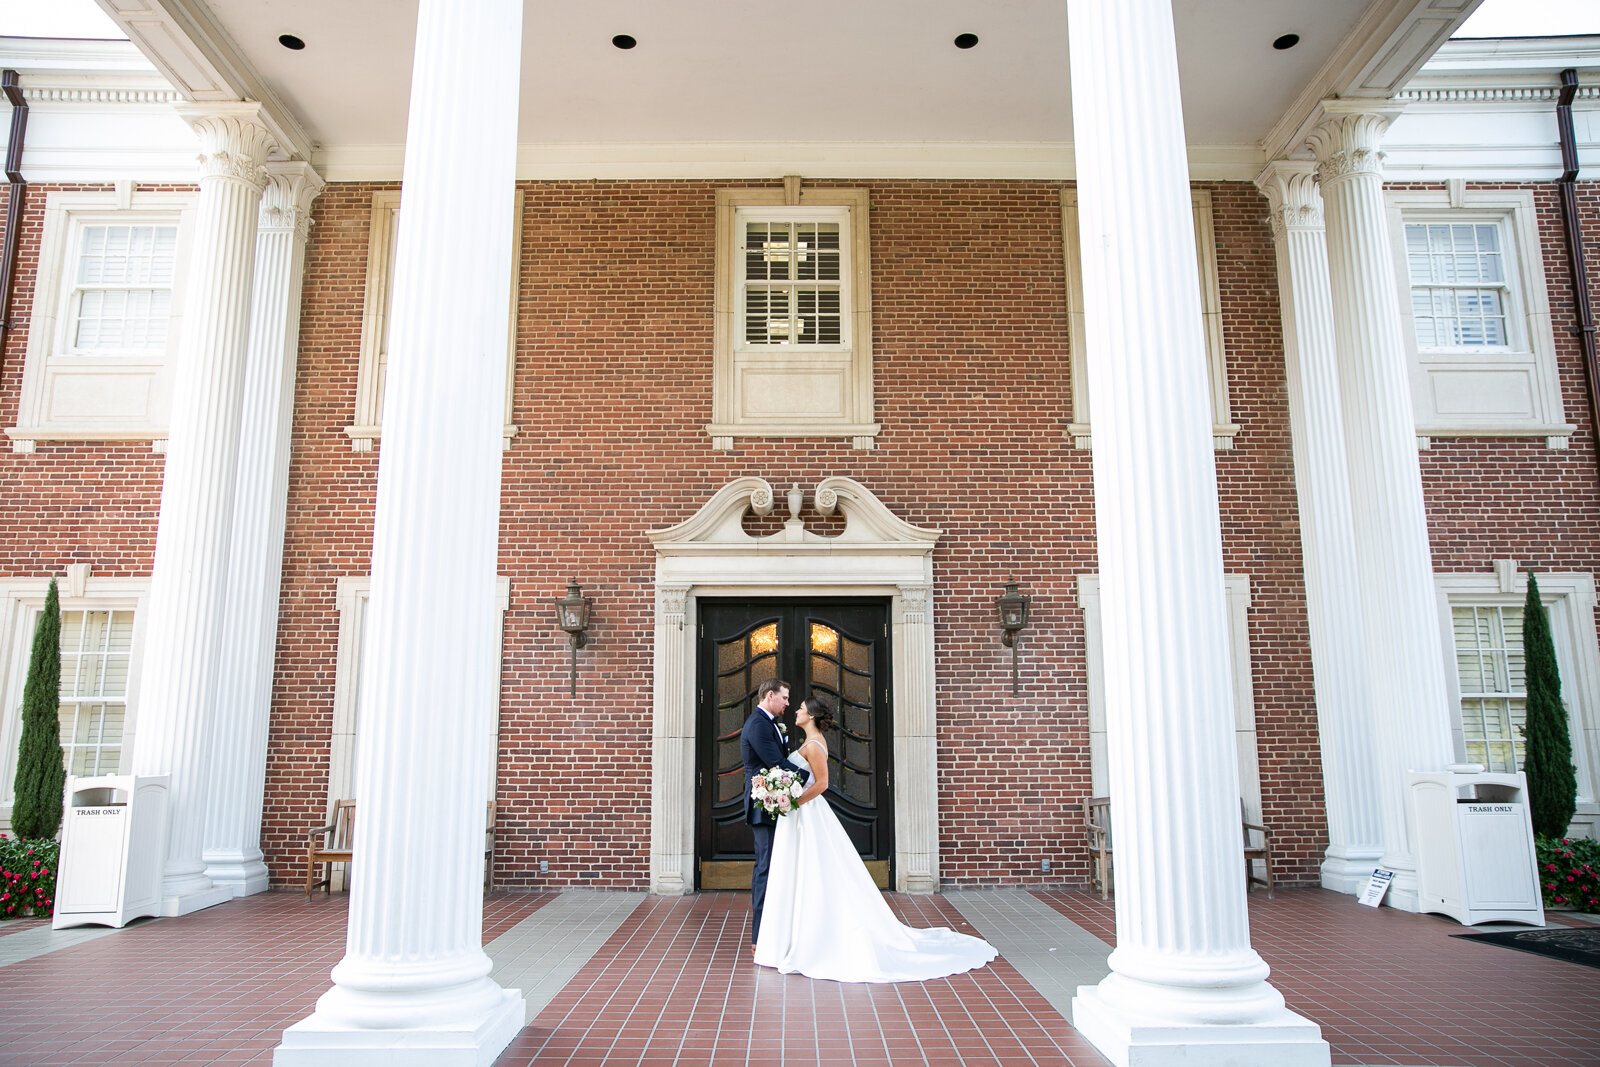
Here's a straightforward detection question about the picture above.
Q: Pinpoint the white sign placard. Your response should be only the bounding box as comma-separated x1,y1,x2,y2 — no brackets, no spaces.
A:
1358,868,1395,908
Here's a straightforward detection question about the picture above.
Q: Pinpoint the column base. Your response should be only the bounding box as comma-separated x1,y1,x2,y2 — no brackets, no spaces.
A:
204,854,271,897
1319,847,1382,895
274,987,525,1067
1072,985,1330,1067
160,882,234,917
1381,867,1421,913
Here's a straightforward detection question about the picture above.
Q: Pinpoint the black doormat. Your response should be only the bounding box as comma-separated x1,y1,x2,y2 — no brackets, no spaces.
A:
1452,925,1600,969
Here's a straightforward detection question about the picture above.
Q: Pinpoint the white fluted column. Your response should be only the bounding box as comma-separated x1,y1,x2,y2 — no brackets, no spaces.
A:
1308,104,1456,913
276,0,524,1060
129,105,273,918
1064,3,1328,1063
203,162,324,897
1255,162,1385,894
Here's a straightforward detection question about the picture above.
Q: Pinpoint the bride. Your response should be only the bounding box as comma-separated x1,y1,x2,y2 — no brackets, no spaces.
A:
754,693,997,982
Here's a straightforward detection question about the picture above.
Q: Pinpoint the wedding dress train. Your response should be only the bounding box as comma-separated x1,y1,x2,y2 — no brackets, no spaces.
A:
754,751,997,982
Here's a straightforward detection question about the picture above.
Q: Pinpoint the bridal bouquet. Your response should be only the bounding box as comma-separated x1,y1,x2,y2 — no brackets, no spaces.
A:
751,766,804,818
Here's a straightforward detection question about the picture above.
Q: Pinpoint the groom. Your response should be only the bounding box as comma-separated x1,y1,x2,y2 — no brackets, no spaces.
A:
741,677,809,958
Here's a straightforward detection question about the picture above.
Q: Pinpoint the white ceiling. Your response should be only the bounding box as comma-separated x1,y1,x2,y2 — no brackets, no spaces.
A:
202,0,1372,151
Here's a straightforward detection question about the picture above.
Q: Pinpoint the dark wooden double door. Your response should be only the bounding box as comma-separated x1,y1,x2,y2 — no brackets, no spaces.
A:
696,598,893,889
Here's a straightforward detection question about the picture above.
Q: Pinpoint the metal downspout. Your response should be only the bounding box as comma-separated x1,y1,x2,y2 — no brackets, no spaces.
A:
1556,68,1600,474
0,69,27,368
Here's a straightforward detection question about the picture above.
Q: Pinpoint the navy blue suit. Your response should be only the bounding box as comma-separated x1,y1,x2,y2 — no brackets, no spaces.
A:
741,708,810,945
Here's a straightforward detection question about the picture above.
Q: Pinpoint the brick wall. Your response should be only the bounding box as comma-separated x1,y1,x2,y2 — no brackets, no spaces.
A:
4,177,1598,894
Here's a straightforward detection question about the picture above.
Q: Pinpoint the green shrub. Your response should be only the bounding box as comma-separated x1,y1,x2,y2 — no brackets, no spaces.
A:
1522,573,1578,837
1535,834,1599,911
0,834,58,919
11,579,64,841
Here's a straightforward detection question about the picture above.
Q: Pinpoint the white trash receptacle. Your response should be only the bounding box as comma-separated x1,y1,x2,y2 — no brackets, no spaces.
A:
1408,765,1544,927
52,774,169,930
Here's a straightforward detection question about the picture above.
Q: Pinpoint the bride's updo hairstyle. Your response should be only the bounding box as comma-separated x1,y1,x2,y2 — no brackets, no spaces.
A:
804,693,838,733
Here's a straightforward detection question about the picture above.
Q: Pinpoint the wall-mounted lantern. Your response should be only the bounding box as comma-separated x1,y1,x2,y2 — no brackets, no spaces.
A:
996,579,1030,696
553,578,592,697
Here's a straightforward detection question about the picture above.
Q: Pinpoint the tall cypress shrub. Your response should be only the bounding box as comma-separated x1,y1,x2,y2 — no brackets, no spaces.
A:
12,579,65,840
1521,571,1576,838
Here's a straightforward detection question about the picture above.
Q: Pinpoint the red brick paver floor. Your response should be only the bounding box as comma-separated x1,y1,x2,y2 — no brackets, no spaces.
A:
1035,889,1600,1067
0,891,554,1066
0,888,1596,1065
497,892,1107,1067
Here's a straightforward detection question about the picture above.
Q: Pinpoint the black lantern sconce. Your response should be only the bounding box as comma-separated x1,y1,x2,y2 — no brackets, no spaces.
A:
553,578,592,697
996,579,1030,696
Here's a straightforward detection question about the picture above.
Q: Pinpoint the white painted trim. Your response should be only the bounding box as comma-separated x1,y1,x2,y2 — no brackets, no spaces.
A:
310,142,1271,184
1077,573,1263,822
647,477,940,894
1383,187,1571,440
0,576,150,829
1433,570,1600,841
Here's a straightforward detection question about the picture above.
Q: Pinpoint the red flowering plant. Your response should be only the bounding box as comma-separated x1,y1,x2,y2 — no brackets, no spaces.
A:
1534,835,1600,912
0,834,59,919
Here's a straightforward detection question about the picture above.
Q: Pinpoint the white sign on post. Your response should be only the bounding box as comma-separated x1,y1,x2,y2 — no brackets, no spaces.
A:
1358,868,1395,908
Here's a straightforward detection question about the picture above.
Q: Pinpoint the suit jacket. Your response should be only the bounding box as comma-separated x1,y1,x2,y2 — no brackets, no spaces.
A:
741,708,810,826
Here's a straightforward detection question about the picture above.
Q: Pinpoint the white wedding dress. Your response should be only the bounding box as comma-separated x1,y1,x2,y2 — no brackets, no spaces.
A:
754,747,997,982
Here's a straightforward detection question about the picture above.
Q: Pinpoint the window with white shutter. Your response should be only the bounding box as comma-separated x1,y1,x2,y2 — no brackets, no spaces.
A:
1435,571,1600,839
8,190,196,451
1405,222,1511,351
710,187,876,450
1450,603,1526,773
68,226,178,355
1386,189,1569,443
57,609,134,777
0,576,148,829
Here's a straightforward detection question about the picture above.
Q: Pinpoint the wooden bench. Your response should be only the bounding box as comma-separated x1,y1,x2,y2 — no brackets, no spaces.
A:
1083,796,1113,899
305,798,354,899
305,798,498,899
1081,795,1277,899
1243,808,1276,899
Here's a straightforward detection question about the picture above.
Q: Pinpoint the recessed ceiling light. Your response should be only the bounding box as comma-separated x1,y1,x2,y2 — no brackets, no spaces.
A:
954,33,979,49
1272,33,1300,50
278,34,306,50
612,34,637,50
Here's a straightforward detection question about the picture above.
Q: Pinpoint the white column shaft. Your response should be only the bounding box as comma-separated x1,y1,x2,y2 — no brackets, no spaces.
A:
203,163,323,897
1309,107,1456,910
130,108,272,916
1256,163,1384,892
1065,2,1327,1063
279,0,525,1059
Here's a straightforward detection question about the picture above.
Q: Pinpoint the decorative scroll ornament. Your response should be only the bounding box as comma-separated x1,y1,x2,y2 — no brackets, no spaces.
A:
648,476,940,551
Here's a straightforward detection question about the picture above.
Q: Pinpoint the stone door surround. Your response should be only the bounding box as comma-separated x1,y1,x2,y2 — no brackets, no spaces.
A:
646,476,941,894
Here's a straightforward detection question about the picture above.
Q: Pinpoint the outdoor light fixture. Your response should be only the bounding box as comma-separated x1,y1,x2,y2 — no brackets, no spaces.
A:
553,578,592,697
996,579,1030,696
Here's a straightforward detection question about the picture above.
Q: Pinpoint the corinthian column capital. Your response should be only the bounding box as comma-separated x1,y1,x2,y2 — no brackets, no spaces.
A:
259,161,325,239
1306,102,1405,186
177,104,275,190
1255,160,1324,239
